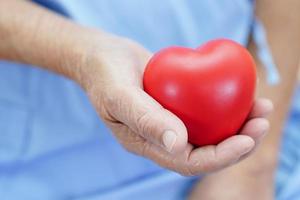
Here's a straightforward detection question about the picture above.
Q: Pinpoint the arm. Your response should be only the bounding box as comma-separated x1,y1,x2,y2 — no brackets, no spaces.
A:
189,0,300,199
0,0,89,80
0,0,271,176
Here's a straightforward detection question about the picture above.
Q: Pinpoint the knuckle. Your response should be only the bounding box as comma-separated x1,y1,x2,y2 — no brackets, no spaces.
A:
135,106,163,139
136,111,153,138
197,159,214,173
100,85,133,122
184,153,218,175
174,161,199,176
182,164,200,176
167,157,195,176
198,149,219,173
103,86,126,113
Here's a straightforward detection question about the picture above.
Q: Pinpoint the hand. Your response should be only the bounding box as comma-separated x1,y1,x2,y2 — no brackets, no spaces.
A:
0,0,273,176
79,32,273,175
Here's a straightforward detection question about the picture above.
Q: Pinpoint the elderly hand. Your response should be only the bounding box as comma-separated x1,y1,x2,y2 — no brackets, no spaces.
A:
0,0,273,177
0,0,272,176
78,32,273,176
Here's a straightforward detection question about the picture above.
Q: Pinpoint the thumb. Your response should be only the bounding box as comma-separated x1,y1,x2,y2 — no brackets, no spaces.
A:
107,86,188,153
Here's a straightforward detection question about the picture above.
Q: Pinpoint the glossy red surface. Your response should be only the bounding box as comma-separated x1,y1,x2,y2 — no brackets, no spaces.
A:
143,39,256,146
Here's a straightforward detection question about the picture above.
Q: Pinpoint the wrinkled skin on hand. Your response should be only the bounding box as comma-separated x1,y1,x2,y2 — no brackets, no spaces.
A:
79,34,273,176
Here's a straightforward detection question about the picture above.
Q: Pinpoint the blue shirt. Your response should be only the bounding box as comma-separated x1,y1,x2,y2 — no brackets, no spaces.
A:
0,1,296,199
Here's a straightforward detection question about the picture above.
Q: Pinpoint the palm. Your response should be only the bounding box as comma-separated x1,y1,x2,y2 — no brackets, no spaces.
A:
86,37,273,175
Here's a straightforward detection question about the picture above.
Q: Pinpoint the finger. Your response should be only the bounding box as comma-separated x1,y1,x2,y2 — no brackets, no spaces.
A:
140,134,254,176
110,123,192,174
106,86,188,153
186,119,270,172
237,118,270,160
240,118,270,144
249,98,273,118
187,135,255,174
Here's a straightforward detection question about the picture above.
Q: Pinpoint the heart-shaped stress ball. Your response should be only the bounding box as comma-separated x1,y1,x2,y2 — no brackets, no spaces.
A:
143,39,256,146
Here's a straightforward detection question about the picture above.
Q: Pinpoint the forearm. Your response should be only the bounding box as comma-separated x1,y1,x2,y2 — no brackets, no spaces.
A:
255,0,300,153
241,0,300,172
0,0,105,82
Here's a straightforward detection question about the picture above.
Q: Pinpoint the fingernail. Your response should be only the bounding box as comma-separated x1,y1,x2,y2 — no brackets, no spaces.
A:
163,130,177,152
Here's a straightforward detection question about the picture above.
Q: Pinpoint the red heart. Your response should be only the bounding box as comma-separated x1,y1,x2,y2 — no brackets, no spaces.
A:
143,39,256,146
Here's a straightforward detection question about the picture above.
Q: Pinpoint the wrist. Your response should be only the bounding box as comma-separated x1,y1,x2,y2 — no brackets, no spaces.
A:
54,26,100,83
68,29,120,90
72,30,144,91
